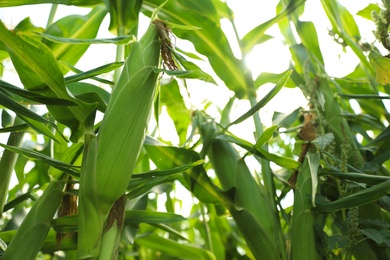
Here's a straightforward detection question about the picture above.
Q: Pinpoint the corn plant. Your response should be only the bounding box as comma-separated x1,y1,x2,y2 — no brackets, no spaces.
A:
0,0,390,259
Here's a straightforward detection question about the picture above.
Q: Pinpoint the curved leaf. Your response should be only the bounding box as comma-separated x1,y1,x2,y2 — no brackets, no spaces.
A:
42,6,108,73
143,0,248,98
0,143,80,176
0,0,101,6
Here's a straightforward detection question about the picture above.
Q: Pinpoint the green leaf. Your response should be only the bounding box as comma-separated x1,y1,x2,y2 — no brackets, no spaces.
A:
241,0,305,53
320,172,390,186
0,21,67,93
164,21,201,30
254,71,295,89
360,228,389,246
296,21,324,65
215,133,299,169
357,3,381,20
67,82,110,112
338,93,390,99
145,143,224,204
132,160,204,179
0,0,101,7
127,175,179,200
0,143,80,176
307,152,320,207
327,235,350,251
321,0,372,74
311,133,334,151
2,179,65,260
369,51,390,85
291,158,322,260
228,70,292,126
135,233,215,260
0,124,29,133
38,33,135,45
20,115,62,143
254,125,278,149
0,79,77,106
0,20,95,141
64,61,123,85
42,6,108,72
0,90,54,126
104,0,143,35
52,210,186,233
143,0,248,98
315,179,390,213
171,51,217,84
160,79,191,144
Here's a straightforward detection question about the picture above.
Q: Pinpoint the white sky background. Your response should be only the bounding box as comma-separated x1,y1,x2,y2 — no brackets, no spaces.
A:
0,1,382,210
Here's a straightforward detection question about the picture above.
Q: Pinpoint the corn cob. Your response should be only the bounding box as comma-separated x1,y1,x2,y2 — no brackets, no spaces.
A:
77,21,160,259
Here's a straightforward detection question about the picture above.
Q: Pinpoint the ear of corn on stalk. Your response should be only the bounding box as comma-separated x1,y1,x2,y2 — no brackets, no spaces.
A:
77,21,160,258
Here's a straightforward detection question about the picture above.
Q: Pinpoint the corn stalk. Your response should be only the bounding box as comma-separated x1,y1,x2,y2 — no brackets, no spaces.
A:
77,18,162,258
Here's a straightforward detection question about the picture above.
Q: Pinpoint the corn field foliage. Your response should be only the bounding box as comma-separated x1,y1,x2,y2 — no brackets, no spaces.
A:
0,0,390,259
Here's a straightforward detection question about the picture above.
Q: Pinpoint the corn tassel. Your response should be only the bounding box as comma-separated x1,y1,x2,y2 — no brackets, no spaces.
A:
77,22,160,259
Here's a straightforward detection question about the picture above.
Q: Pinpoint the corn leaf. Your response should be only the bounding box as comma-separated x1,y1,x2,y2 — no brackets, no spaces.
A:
291,158,322,260
64,62,123,85
143,0,249,98
43,6,107,71
0,90,54,126
38,33,135,45
241,0,305,53
0,79,77,106
135,233,215,260
228,70,292,127
0,143,80,176
315,179,390,213
2,179,65,259
0,0,101,6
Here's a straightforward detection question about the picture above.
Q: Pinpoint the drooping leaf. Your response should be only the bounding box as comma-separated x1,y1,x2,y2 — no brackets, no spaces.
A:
135,233,215,260
104,0,143,35
0,0,101,7
171,51,217,84
307,152,320,207
67,82,110,112
0,90,54,126
357,3,381,20
64,61,123,85
143,0,248,98
311,133,334,151
228,70,292,126
38,33,135,45
215,133,299,169
0,143,80,176
254,71,296,89
254,125,278,149
42,6,108,72
369,50,390,85
315,179,390,213
160,79,191,144
241,0,305,53
0,20,95,142
0,79,77,106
